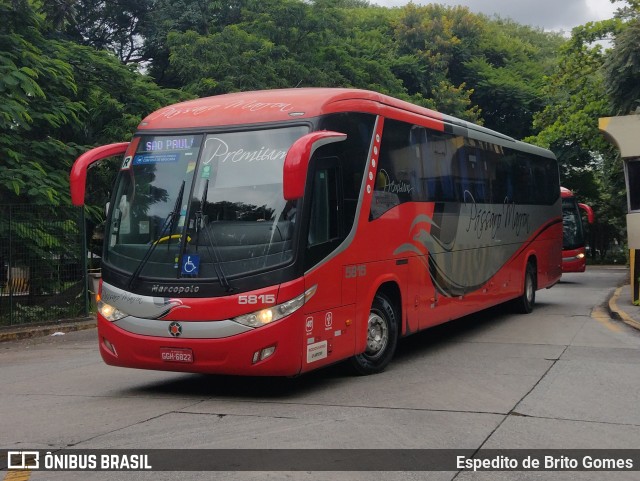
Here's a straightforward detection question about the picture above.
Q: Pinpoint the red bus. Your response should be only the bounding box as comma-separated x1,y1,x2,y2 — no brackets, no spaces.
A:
70,88,562,376
561,187,595,273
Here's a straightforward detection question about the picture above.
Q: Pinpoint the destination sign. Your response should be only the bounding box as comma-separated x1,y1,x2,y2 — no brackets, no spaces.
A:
144,137,196,152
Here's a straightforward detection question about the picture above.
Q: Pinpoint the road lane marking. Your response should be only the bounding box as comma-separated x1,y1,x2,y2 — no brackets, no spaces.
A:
3,471,31,481
592,305,623,333
608,286,640,331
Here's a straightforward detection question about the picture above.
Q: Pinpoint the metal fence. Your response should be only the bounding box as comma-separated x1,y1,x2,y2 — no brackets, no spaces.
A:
0,204,89,326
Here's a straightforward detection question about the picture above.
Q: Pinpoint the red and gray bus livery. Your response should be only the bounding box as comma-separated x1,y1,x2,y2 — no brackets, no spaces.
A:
70,88,563,376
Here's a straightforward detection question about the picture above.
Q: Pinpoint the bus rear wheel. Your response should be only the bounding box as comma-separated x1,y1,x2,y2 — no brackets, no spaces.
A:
349,293,398,375
514,261,536,314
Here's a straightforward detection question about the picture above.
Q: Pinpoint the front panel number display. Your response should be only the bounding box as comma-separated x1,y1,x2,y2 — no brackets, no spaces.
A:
238,294,276,305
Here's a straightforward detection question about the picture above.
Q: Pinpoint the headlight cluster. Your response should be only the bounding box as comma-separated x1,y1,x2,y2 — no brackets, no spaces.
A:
233,285,317,328
97,284,318,328
97,300,128,322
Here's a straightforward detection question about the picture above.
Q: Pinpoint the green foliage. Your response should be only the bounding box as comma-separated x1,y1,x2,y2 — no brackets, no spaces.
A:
529,24,613,154
605,19,640,114
527,17,632,259
0,0,85,206
0,0,190,277
0,0,188,209
163,0,412,104
462,20,565,138
61,0,154,64
392,4,481,121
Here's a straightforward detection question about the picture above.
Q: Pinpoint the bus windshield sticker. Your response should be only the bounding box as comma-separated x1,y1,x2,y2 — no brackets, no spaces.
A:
201,134,294,188
181,254,200,276
202,137,288,166
133,153,180,165
120,156,133,170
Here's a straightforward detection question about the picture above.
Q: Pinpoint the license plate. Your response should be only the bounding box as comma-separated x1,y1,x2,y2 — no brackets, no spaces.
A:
160,347,194,363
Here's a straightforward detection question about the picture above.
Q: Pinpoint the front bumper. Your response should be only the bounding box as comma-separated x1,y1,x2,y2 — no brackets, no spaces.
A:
97,313,303,376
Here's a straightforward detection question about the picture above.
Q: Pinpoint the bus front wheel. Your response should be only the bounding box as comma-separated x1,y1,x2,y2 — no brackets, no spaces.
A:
349,293,398,375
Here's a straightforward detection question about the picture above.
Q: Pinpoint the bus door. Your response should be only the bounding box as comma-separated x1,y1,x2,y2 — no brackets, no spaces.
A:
302,156,356,368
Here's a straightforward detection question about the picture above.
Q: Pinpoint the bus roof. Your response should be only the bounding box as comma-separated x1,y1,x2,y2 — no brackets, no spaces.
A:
138,88,443,130
138,88,552,158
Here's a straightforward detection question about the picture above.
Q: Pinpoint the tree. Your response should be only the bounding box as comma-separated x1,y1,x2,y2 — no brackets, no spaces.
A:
604,4,640,114
162,0,406,98
528,20,627,259
37,0,155,65
1,0,189,224
143,0,245,85
461,19,565,139
0,0,84,206
393,4,482,122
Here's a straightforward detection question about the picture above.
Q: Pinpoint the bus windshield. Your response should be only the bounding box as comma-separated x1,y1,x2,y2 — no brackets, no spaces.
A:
562,196,585,250
104,126,309,281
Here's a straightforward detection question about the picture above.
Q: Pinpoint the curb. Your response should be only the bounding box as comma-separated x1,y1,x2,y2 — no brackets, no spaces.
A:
0,317,97,343
608,286,640,331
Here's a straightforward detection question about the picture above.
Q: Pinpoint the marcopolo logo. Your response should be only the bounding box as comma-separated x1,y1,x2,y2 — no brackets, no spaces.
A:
151,284,200,294
8,451,39,469
168,322,183,337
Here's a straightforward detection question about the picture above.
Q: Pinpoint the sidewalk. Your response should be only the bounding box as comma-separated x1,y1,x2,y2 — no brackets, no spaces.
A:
607,283,640,330
0,316,96,342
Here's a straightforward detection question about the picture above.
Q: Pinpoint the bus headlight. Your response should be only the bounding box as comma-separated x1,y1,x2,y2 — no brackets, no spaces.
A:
233,285,317,329
576,253,585,259
97,300,128,322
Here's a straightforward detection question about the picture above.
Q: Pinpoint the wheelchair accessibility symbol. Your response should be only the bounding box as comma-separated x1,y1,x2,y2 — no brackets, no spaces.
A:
181,254,200,276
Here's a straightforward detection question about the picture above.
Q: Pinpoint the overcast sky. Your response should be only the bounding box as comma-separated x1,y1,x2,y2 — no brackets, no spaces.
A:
369,0,619,32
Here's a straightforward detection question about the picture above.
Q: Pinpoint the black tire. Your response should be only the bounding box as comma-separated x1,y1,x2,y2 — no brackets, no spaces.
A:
514,261,537,314
349,293,399,375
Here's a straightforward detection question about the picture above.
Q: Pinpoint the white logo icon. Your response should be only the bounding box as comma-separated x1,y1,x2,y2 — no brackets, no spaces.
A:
325,312,333,330
8,451,40,469
183,256,197,273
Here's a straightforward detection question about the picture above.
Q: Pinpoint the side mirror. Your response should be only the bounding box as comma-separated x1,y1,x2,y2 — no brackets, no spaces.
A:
283,131,347,200
70,142,130,206
578,203,595,224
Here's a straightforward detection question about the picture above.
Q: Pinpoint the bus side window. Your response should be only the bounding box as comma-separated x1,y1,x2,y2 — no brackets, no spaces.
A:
428,135,455,202
371,119,416,219
512,155,532,204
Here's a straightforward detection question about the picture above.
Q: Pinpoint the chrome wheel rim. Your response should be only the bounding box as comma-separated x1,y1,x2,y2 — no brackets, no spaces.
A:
365,312,388,358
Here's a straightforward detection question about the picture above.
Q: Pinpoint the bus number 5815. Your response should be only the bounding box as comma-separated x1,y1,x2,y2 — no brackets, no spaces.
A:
238,295,276,305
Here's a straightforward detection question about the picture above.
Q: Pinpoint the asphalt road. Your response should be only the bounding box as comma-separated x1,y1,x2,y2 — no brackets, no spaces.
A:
1,266,639,481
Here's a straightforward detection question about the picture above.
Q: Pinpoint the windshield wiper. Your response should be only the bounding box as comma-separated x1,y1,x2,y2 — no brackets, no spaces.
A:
166,183,185,252
128,180,185,289
193,179,233,292
194,179,208,248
